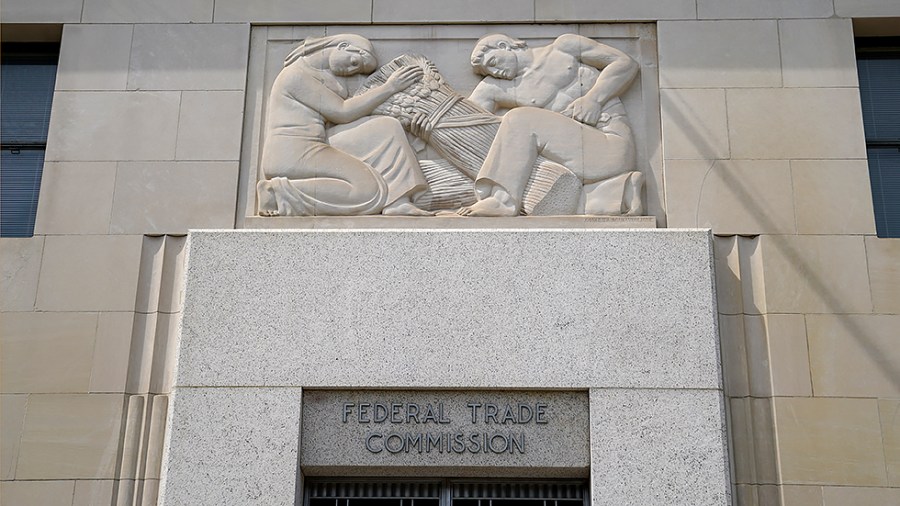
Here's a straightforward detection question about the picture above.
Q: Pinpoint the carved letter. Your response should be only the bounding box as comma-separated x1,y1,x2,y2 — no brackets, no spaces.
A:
517,403,533,424
359,403,371,423
374,403,388,423
342,403,354,423
535,403,548,424
366,434,383,453
467,402,481,424
407,403,420,424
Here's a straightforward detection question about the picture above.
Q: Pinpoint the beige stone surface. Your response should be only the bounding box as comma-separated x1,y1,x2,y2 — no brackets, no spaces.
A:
374,0,534,22
807,314,900,398
729,397,778,485
535,0,696,21
719,315,749,398
1,394,27,479
0,0,83,22
866,237,900,314
714,235,744,315
774,397,886,486
82,0,213,22
880,399,900,487
697,0,833,19
17,394,125,479
766,314,813,397
779,19,858,88
56,24,133,91
823,486,900,506
109,162,239,234
758,235,872,314
782,485,823,506
90,312,136,393
45,92,180,162
0,237,43,312
727,88,867,160
742,315,773,397
660,88,729,160
73,480,115,506
175,91,245,161
128,24,250,91
214,0,373,22
658,20,781,88
791,160,876,235
35,235,143,312
738,236,767,315
0,312,98,394
0,480,75,506
34,162,117,235
665,160,796,234
835,0,900,17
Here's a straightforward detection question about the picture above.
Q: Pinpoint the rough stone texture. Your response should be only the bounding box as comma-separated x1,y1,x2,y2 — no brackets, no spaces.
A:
697,0,833,19
373,0,534,23
0,237,43,312
177,230,720,389
160,387,303,506
128,24,250,91
81,0,214,23
590,388,730,506
301,390,589,475
658,20,781,88
56,24,134,91
34,162,117,235
774,397,887,486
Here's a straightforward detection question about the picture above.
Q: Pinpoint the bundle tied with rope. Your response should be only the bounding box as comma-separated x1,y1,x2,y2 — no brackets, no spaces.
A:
354,54,582,215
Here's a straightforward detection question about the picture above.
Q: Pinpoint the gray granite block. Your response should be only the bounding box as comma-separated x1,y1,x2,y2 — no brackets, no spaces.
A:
159,387,303,506
177,229,720,390
301,390,589,476
590,388,731,506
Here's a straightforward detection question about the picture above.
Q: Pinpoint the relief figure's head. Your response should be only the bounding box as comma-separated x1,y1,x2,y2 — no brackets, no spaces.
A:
470,34,527,79
285,34,378,76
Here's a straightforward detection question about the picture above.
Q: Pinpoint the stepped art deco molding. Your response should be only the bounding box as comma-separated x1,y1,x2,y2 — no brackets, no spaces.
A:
238,25,664,225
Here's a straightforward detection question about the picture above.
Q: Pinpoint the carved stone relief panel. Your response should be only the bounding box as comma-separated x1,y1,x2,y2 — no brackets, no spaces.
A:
238,25,663,224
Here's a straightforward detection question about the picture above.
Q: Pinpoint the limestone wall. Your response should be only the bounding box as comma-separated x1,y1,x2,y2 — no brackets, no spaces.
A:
2,1,900,505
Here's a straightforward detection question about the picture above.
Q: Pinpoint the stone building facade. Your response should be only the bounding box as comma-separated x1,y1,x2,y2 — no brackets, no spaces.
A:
1,1,899,505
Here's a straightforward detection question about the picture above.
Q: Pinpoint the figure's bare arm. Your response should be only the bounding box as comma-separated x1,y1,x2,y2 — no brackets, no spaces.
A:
288,65,422,124
556,33,638,107
468,79,515,114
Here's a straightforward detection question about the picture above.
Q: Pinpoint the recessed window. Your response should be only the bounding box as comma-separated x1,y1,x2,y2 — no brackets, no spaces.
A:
0,42,59,237
857,37,900,238
305,480,588,506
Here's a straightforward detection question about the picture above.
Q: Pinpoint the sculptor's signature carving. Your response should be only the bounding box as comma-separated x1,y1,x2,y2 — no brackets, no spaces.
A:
257,34,645,217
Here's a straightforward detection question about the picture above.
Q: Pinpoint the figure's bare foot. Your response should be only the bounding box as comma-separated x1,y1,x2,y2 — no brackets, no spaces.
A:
623,171,645,215
257,180,281,216
382,197,434,216
456,188,517,217
435,209,465,217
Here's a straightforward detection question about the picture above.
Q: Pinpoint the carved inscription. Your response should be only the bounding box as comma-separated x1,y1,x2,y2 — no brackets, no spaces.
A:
341,401,549,455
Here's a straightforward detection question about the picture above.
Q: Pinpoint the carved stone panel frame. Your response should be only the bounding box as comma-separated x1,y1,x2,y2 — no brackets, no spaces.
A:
237,24,663,226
